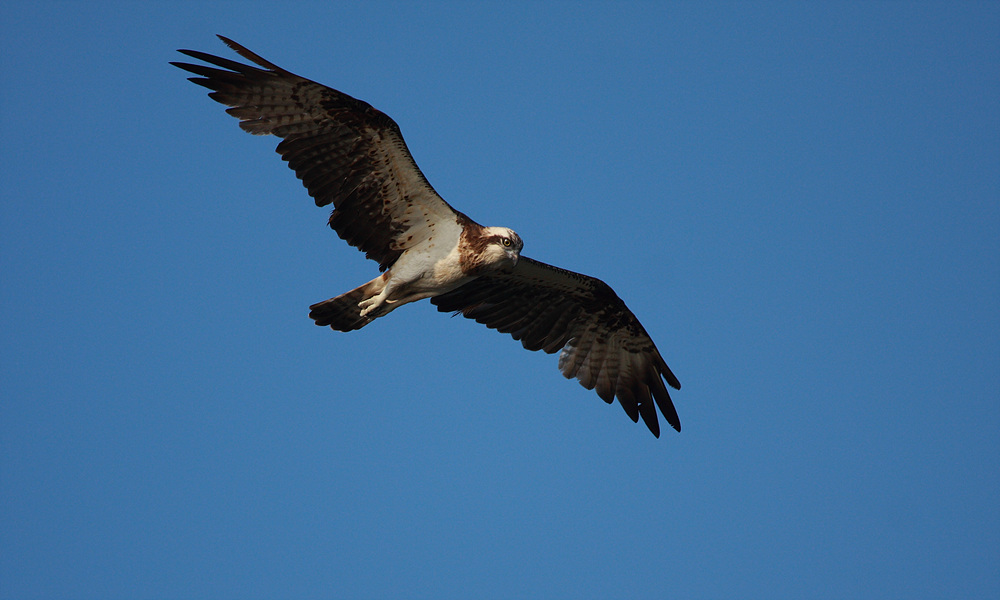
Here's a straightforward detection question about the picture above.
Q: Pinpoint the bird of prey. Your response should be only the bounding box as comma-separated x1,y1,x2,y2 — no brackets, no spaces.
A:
172,36,683,436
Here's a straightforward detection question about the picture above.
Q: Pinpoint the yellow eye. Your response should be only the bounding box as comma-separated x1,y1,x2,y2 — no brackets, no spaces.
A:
501,237,512,247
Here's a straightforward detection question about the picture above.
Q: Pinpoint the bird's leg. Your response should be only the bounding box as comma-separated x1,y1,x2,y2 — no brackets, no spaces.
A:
358,295,384,317
358,290,388,317
358,273,398,318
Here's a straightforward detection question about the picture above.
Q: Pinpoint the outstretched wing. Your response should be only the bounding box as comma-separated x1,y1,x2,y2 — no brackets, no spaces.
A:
172,36,462,271
431,257,681,437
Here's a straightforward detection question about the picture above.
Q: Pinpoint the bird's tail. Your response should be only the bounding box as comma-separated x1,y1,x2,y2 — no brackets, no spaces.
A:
309,278,382,332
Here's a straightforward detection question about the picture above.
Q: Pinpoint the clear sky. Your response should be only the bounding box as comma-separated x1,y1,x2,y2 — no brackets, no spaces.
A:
2,2,998,598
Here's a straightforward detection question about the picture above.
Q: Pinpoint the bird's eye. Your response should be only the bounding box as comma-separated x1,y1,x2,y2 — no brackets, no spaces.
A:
501,237,512,247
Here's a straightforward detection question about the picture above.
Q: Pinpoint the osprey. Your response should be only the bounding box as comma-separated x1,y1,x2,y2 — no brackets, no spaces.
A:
173,37,683,436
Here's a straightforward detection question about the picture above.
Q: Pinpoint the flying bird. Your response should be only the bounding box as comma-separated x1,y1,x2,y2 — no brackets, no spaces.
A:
172,36,682,436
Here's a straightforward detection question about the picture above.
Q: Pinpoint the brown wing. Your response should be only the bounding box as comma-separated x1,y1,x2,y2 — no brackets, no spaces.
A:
431,257,681,437
172,36,462,271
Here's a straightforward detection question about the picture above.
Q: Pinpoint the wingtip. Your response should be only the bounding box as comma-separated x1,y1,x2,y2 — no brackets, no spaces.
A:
665,410,682,434
211,34,284,72
659,356,681,390
216,35,247,57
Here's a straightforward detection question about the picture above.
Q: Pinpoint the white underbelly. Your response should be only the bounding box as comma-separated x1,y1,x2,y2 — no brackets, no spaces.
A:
385,244,473,302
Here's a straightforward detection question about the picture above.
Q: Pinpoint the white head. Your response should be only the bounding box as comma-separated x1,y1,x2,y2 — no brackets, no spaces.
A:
459,224,524,275
482,226,523,269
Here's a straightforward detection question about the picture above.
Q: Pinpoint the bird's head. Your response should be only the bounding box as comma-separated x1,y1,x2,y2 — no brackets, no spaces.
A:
483,226,523,270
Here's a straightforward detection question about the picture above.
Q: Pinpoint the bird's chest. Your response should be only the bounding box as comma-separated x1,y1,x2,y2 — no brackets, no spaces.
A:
390,244,472,295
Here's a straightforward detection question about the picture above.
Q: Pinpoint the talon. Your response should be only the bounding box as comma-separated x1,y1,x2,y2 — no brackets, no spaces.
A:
359,296,383,318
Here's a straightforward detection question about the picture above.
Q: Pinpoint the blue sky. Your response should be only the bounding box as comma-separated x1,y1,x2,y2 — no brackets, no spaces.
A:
2,2,998,598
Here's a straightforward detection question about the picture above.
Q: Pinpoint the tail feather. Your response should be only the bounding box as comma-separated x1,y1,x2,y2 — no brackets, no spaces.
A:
309,281,379,332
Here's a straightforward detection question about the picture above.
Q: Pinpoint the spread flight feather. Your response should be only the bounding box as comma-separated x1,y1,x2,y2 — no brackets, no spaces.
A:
172,36,682,436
